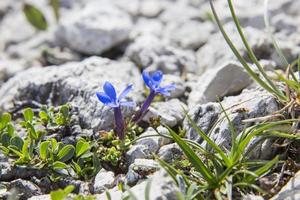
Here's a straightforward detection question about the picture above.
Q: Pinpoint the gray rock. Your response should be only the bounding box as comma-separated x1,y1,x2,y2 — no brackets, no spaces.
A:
125,35,198,75
243,194,264,200
8,179,42,199
188,61,252,106
0,57,143,133
158,143,183,163
184,87,279,159
164,20,214,49
125,159,160,185
160,1,202,23
125,145,153,165
93,170,115,193
137,126,172,149
55,1,132,55
271,170,300,200
196,24,272,74
99,169,179,200
130,18,163,39
0,162,47,182
272,14,298,34
130,159,160,176
28,195,51,200
138,0,165,17
143,99,187,127
184,102,220,143
135,129,160,153
163,74,185,98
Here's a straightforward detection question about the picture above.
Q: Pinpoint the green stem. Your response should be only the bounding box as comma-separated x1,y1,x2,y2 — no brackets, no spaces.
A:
227,0,285,99
209,0,287,102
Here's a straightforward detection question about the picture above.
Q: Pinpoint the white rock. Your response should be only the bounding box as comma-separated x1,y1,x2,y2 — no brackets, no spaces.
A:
188,61,252,106
164,20,214,49
126,35,198,75
55,1,132,55
125,145,153,165
0,57,143,132
93,170,115,193
99,169,179,200
158,143,183,163
184,87,280,159
271,170,300,200
143,99,187,127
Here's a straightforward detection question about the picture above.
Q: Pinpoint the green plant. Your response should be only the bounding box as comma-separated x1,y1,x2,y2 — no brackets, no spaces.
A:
157,107,299,199
23,0,61,31
50,185,74,200
71,138,101,180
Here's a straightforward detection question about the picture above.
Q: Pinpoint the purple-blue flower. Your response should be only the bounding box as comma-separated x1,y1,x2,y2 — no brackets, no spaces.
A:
96,82,135,140
132,70,175,123
142,70,176,96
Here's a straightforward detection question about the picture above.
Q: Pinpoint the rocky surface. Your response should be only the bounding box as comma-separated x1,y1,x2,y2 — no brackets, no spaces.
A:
184,87,279,159
0,57,144,133
1,0,300,199
271,170,300,200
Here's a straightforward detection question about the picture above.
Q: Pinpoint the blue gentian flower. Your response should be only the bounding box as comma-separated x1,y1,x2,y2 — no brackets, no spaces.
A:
96,82,135,140
132,70,175,123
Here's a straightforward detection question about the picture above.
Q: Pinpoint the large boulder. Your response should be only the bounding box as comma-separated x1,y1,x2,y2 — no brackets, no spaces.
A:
184,87,280,159
0,57,144,133
55,1,133,55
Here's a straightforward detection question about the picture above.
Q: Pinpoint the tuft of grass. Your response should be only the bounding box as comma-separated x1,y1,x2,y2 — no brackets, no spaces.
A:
157,107,300,199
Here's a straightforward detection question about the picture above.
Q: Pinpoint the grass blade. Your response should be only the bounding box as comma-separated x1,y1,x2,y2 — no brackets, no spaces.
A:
209,0,287,102
167,127,215,185
227,0,283,97
186,113,231,166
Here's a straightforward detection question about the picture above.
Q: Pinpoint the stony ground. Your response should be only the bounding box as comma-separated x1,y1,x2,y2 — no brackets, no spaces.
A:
0,0,300,199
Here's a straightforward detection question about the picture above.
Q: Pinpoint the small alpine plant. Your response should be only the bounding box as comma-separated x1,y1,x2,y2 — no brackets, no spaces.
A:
96,82,135,140
132,70,175,123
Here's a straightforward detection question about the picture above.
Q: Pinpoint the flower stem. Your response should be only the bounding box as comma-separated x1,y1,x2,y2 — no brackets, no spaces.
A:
132,90,156,123
114,107,125,140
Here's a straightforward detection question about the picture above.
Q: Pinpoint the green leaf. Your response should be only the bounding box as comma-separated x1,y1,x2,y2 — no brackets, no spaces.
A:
50,0,60,22
39,110,49,123
75,139,90,157
22,139,30,157
145,179,152,200
57,145,75,162
92,154,101,175
167,127,215,184
8,146,24,157
23,3,48,31
10,136,24,151
23,108,34,122
52,161,68,170
40,141,50,160
6,123,15,137
72,160,82,174
0,145,9,154
253,156,279,180
186,112,230,166
63,185,75,195
1,133,11,147
26,122,38,140
50,185,74,200
0,113,11,129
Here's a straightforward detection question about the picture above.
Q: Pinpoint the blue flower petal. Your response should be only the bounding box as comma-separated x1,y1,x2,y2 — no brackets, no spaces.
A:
162,84,176,91
96,92,112,105
156,84,176,96
156,88,171,96
118,84,133,101
119,101,136,107
151,70,163,83
142,70,153,89
103,81,117,102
